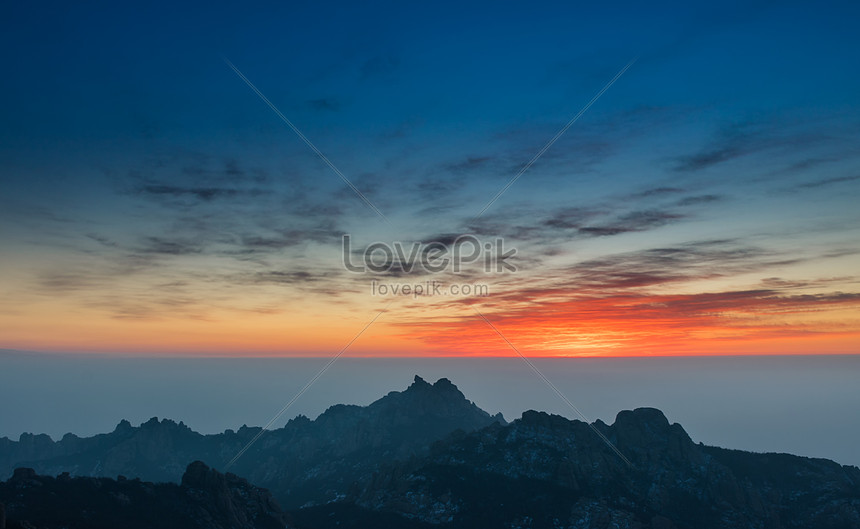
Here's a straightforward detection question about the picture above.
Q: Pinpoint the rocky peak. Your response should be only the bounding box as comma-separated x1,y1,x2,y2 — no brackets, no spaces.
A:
391,375,493,419
610,407,691,444
9,468,37,483
131,417,194,437
60,432,79,442
410,374,432,388
181,460,226,491
16,433,52,446
114,419,133,433
519,409,576,426
313,376,504,442
404,375,460,395
609,407,697,465
613,407,671,431
433,376,455,388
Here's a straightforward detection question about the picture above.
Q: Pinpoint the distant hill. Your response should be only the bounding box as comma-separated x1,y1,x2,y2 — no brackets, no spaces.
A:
2,376,859,528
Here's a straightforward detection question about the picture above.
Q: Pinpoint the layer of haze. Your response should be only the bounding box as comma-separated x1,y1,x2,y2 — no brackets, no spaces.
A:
1,352,857,467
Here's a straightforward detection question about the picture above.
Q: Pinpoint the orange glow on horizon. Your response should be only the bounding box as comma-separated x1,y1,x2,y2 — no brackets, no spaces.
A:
3,287,858,357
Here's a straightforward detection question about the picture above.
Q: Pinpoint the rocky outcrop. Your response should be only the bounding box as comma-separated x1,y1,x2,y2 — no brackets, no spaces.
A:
0,462,289,529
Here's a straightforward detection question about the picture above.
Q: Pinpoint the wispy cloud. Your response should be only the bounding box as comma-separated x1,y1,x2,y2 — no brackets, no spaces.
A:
137,184,266,202
307,97,341,111
795,174,860,189
673,119,834,173
577,209,685,238
675,194,723,206
444,156,494,174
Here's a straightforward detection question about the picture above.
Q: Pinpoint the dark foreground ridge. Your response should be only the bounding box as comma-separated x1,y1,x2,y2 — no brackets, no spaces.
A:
2,377,860,528
0,461,287,529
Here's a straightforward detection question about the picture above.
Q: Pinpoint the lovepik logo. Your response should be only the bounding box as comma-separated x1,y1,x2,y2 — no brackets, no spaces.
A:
342,234,517,274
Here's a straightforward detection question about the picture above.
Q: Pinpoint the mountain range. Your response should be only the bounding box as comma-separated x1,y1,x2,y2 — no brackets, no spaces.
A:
2,376,859,528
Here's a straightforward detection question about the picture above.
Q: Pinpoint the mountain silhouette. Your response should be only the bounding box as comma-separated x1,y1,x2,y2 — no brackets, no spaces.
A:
0,375,503,508
0,461,287,529
2,377,859,528
350,407,860,528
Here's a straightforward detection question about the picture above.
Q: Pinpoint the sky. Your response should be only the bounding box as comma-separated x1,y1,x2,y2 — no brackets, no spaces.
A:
1,1,860,357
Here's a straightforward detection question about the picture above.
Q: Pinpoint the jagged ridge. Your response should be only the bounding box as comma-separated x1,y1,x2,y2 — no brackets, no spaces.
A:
0,376,504,508
351,407,860,528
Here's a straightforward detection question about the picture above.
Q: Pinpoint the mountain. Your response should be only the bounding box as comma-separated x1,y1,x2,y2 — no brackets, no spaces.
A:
342,408,860,529
2,377,860,528
0,376,504,508
0,461,288,529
